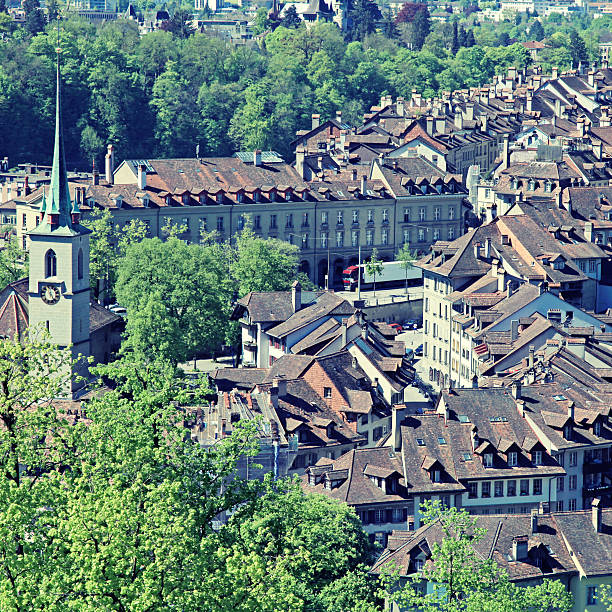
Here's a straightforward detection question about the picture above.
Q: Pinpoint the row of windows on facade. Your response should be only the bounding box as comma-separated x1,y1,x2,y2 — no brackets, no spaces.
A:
467,478,544,499
44,249,84,280
233,206,455,229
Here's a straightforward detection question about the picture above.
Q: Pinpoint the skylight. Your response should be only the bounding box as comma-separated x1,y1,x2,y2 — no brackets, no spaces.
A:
458,415,470,423
462,452,472,461
438,437,447,445
553,395,567,401
416,438,425,446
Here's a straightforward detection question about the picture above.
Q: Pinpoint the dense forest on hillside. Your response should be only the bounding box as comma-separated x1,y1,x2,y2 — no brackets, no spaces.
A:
0,7,609,167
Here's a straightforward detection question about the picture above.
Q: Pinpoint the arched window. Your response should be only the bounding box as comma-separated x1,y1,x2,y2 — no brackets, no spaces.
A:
77,249,83,280
45,250,57,278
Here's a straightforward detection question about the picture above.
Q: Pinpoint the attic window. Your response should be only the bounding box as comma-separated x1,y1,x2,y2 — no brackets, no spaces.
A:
416,438,425,446
438,436,446,445
483,453,493,467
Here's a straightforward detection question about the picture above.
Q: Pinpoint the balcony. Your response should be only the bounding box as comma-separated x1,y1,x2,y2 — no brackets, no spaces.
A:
583,483,612,496
583,460,612,474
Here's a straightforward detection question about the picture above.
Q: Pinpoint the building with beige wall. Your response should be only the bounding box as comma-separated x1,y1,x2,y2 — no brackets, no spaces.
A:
16,152,467,289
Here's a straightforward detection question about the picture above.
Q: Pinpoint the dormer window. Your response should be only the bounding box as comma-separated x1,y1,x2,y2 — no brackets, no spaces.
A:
199,194,206,205
253,191,261,203
528,179,535,191
595,421,602,437
432,469,441,483
165,195,172,205
216,193,223,204
414,558,424,571
270,191,277,202
563,424,572,440
181,193,190,205
237,192,244,203
508,451,518,467
483,453,493,467
545,181,552,193
533,450,543,466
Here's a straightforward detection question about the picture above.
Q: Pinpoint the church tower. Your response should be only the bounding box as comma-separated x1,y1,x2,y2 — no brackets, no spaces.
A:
27,38,91,392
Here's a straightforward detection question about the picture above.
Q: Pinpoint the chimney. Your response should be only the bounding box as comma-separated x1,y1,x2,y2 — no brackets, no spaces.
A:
311,113,320,130
105,144,115,184
465,102,474,121
351,168,357,181
361,175,367,196
481,114,488,133
577,118,585,138
270,385,279,411
391,405,402,451
593,498,602,532
341,319,348,346
506,279,513,298
454,110,464,130
254,150,262,167
512,536,529,562
526,91,533,112
588,69,595,87
483,238,490,260
516,399,525,417
471,425,479,452
435,116,446,134
529,345,535,368
295,147,307,180
361,324,368,342
511,380,521,399
585,221,594,242
531,509,538,534
426,116,434,135
92,171,99,186
23,175,29,196
593,140,603,160
336,110,342,123
291,280,301,312
552,66,559,79
502,135,510,170
274,376,287,397
554,98,562,118
511,319,519,341
567,401,575,421
137,164,146,190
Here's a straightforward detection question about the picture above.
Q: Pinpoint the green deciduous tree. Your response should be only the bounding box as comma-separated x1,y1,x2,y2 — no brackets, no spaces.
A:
211,479,379,611
385,501,573,612
0,330,75,610
230,224,301,297
365,247,384,296
115,236,231,363
397,243,416,295
0,232,27,288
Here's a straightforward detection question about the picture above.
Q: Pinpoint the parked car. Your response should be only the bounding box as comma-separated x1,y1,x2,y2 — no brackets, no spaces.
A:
403,319,419,330
389,323,403,332
415,344,423,357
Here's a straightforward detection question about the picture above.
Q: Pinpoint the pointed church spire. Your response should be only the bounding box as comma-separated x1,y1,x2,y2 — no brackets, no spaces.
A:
42,17,77,230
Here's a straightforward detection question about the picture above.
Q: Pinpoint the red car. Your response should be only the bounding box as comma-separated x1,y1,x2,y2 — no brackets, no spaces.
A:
389,323,403,332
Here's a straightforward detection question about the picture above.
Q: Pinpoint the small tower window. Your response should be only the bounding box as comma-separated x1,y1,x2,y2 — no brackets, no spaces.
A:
77,249,84,280
45,249,57,278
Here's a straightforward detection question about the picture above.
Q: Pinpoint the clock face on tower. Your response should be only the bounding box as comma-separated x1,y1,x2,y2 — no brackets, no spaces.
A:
41,284,61,305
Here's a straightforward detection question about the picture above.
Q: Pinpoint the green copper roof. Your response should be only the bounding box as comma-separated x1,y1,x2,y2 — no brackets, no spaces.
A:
28,48,89,238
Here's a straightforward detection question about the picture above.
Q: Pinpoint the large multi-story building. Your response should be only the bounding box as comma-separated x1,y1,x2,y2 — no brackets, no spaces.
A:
16,151,467,289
